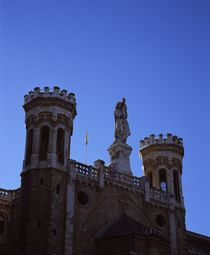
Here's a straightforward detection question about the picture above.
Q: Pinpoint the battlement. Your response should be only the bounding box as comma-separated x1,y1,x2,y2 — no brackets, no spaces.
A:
24,86,76,105
139,133,183,149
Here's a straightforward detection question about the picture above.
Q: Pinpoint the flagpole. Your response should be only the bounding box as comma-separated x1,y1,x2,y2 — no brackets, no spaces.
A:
85,131,88,165
85,143,87,165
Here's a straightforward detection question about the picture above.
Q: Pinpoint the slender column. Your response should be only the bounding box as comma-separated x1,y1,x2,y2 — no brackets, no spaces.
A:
49,127,57,167
145,179,150,202
153,169,159,189
64,130,70,167
178,172,184,207
167,170,174,195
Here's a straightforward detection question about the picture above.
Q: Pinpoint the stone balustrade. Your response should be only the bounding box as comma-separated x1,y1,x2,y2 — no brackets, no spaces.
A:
139,133,183,149
74,161,145,191
150,187,170,203
74,160,171,204
104,166,145,190
24,86,76,105
0,188,20,201
75,162,98,180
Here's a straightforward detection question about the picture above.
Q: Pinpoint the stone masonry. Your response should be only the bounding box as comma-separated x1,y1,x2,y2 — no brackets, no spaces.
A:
0,87,209,255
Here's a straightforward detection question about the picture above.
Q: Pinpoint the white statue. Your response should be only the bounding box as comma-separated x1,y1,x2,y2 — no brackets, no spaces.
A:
114,98,131,144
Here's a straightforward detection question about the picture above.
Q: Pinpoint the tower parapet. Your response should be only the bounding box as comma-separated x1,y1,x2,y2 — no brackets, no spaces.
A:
140,133,183,149
24,86,77,107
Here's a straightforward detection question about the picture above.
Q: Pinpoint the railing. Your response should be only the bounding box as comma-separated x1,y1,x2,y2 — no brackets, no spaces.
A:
73,161,171,203
74,161,145,191
104,166,145,190
150,187,170,203
0,188,21,201
0,188,9,199
75,162,98,180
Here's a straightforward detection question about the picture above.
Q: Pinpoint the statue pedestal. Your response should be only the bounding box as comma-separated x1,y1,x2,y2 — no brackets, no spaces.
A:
107,143,132,175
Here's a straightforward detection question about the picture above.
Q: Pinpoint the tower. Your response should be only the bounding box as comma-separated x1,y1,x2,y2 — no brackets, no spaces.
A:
20,87,76,255
139,134,186,255
139,133,184,205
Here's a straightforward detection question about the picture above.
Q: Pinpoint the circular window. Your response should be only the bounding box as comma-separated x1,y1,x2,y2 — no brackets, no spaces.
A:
156,215,166,227
77,191,89,205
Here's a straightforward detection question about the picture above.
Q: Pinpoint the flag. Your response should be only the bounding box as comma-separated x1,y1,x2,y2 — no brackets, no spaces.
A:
85,131,88,145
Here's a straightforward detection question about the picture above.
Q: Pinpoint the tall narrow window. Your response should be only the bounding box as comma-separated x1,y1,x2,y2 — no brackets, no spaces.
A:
0,221,5,235
39,126,49,161
25,129,33,166
147,172,153,188
56,128,65,164
159,169,167,191
173,170,180,201
56,184,60,194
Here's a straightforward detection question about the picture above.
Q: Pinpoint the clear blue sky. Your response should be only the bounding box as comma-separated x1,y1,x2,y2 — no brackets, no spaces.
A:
0,0,209,236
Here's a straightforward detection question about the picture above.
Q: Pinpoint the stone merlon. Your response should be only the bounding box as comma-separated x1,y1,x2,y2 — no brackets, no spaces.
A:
139,133,183,149
24,86,77,106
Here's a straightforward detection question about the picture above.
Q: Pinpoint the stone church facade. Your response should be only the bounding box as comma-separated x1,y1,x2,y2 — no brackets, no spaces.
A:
0,87,209,255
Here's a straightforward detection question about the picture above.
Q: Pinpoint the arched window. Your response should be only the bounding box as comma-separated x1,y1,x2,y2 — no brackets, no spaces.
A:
173,170,180,201
39,126,49,161
56,128,65,164
147,171,153,188
25,129,33,166
159,169,167,191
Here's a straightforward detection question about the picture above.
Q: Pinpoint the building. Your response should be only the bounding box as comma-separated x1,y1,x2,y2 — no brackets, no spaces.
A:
0,87,209,255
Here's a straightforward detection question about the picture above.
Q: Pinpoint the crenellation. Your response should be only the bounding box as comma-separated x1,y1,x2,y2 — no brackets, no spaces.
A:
44,86,49,95
24,87,76,106
140,133,184,149
53,86,60,95
61,89,67,97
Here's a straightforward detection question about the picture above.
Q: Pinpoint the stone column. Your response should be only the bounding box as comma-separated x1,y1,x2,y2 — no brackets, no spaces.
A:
145,178,150,202
167,170,174,195
178,172,184,207
49,127,57,168
30,126,40,170
153,169,159,189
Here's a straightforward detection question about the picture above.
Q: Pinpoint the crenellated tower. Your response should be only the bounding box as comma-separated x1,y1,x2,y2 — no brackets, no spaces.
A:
139,134,186,255
20,87,77,255
139,133,184,206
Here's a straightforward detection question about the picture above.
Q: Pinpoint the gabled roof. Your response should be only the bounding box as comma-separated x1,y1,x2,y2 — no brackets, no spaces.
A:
95,214,148,240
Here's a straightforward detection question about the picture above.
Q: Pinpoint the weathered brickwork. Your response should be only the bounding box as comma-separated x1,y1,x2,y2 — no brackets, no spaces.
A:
0,87,209,255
